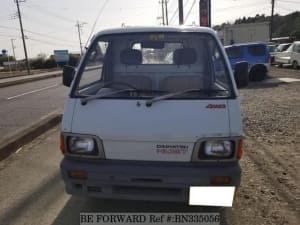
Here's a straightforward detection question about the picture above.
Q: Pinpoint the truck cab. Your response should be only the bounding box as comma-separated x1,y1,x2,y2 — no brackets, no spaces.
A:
60,26,244,206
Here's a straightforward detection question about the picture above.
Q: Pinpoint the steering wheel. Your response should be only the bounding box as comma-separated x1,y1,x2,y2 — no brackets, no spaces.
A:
101,81,138,90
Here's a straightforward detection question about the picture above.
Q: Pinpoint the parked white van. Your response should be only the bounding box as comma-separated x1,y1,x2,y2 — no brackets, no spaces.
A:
60,26,244,206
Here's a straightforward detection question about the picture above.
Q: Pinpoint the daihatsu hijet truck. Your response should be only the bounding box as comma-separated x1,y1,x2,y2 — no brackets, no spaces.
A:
60,26,244,206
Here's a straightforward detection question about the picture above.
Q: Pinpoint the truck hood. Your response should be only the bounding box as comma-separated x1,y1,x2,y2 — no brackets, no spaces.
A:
70,99,231,161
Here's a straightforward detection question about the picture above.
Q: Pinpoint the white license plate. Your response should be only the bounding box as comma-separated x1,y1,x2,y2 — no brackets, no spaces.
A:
189,186,235,207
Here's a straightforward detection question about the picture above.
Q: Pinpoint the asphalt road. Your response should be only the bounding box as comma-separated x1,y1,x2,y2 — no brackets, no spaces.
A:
0,126,228,225
0,77,68,142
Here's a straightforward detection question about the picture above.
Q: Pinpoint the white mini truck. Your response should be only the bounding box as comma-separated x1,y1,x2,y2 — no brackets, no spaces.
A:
60,26,245,206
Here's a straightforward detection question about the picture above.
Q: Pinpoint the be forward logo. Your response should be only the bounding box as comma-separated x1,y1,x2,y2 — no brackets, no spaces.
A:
206,104,226,109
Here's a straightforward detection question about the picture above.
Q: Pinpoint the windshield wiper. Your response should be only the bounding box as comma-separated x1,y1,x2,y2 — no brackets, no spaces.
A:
81,88,136,105
145,89,229,107
81,89,169,105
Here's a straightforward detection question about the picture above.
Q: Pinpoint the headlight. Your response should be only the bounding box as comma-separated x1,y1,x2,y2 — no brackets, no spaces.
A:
205,141,233,157
198,140,235,159
68,136,98,155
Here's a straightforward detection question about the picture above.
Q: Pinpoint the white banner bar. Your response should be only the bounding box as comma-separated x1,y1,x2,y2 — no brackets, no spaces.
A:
80,213,220,225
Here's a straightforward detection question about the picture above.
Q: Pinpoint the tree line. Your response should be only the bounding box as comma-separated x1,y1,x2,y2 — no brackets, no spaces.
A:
214,11,300,39
0,53,80,69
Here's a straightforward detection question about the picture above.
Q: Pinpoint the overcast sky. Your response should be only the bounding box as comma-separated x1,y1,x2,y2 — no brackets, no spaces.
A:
0,0,299,59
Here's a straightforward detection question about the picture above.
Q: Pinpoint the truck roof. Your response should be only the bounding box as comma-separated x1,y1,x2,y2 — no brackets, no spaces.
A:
93,26,216,38
225,42,267,48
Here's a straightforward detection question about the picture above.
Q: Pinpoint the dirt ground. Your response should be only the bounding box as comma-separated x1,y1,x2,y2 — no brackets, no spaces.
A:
227,66,300,225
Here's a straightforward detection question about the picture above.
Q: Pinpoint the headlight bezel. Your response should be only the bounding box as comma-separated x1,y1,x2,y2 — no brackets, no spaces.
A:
61,133,105,158
192,137,242,162
202,140,235,159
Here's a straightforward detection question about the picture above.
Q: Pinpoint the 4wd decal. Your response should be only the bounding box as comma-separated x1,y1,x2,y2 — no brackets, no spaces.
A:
206,104,226,109
156,144,189,155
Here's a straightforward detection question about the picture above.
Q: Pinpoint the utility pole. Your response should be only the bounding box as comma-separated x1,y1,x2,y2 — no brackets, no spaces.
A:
161,0,165,25
11,38,17,70
209,0,211,27
165,0,169,25
14,0,30,75
76,21,86,55
270,0,275,41
178,0,184,25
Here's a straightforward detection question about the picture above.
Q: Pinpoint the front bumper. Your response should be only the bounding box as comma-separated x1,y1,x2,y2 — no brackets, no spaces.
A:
60,158,241,202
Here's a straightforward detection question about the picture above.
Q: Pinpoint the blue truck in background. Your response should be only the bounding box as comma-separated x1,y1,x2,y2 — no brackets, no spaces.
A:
225,42,270,82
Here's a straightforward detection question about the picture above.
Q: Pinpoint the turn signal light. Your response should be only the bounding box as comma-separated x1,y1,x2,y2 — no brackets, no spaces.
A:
210,176,231,185
237,139,243,160
68,170,88,179
60,134,65,154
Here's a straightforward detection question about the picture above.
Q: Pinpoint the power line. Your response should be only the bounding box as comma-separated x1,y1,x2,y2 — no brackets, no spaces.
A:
24,30,77,44
24,4,76,24
26,3,70,11
169,8,179,24
277,5,293,12
170,0,191,25
0,25,19,31
184,0,196,23
275,3,296,11
217,4,270,21
214,3,270,15
168,0,177,11
0,33,21,38
0,25,78,45
243,5,271,17
120,5,157,10
0,31,78,52
214,1,268,12
21,12,76,32
85,0,109,47
27,37,78,48
277,0,300,4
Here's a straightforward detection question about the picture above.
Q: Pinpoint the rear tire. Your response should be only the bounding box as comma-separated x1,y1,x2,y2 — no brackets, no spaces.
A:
278,63,283,68
292,61,298,70
249,65,266,81
235,72,249,88
234,62,249,88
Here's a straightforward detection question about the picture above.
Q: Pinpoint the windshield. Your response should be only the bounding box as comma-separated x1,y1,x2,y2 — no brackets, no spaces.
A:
268,45,277,52
73,32,233,99
275,44,291,52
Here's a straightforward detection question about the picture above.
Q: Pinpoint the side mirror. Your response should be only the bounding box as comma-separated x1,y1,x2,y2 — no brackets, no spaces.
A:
234,61,249,88
63,65,75,87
